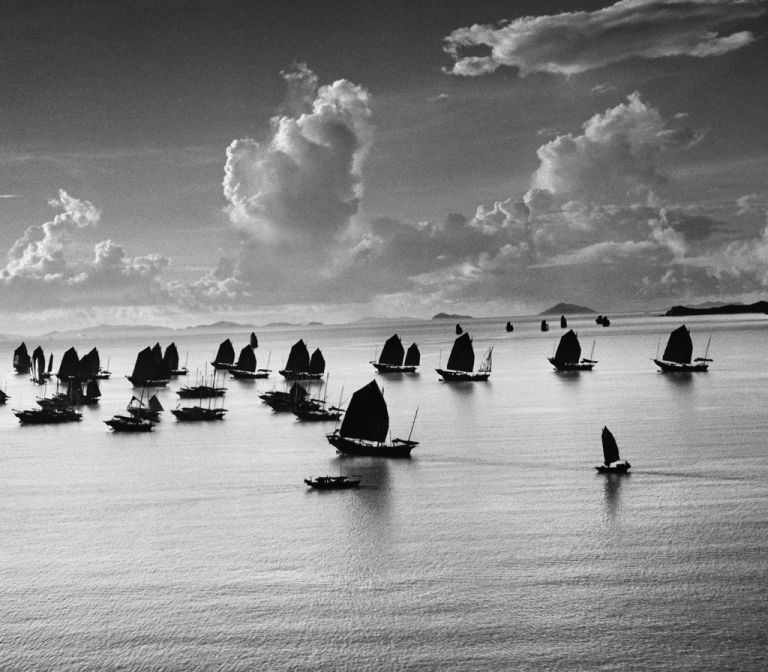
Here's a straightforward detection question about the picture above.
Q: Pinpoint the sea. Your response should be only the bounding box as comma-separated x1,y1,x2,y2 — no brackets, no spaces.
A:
1,313,767,671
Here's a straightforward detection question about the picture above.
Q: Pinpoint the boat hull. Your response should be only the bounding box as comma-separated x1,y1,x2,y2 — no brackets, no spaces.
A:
371,362,418,373
230,369,270,379
15,409,82,424
126,376,170,387
436,368,490,382
304,476,361,490
548,358,595,371
596,462,631,474
653,359,708,372
279,370,324,380
171,407,227,421
105,416,154,432
327,432,416,458
210,362,236,371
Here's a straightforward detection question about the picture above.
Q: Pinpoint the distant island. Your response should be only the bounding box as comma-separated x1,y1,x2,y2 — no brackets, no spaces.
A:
185,320,256,330
432,312,473,320
665,301,768,316
539,302,597,315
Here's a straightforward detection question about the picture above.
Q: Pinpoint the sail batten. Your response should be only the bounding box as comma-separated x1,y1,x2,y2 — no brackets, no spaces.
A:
446,332,474,372
601,426,620,465
339,380,389,442
662,325,693,364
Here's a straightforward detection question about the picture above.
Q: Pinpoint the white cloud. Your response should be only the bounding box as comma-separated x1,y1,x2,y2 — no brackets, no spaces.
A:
444,0,764,77
222,66,372,245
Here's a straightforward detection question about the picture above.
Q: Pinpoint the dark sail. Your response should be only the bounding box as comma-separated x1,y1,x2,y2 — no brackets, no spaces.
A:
131,347,155,381
289,382,309,405
309,349,325,375
79,348,100,380
404,343,420,366
86,380,101,399
250,332,258,348
602,426,620,465
662,325,693,364
554,330,581,363
47,353,54,373
446,332,474,372
148,395,164,412
339,380,389,443
455,323,463,335
505,321,514,332
57,347,80,381
32,346,45,379
163,343,180,370
379,334,404,366
285,340,310,372
235,345,256,372
213,339,235,366
13,343,31,373
560,315,567,328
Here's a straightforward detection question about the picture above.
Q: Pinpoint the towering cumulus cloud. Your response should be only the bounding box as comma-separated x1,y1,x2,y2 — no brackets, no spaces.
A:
444,0,764,76
223,66,372,244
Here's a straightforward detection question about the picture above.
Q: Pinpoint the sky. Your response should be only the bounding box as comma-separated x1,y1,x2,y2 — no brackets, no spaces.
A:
1,0,767,332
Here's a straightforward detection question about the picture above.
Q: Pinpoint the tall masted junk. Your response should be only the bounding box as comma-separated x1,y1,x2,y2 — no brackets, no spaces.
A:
436,332,492,382
371,334,420,373
548,330,597,371
653,325,712,372
326,380,418,458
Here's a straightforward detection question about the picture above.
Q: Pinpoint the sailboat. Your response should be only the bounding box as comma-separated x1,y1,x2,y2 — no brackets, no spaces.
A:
260,382,318,412
105,413,155,432
171,380,228,421
560,314,567,328
211,338,236,371
231,344,270,379
30,346,47,384
127,393,164,421
548,330,597,371
505,321,514,332
293,376,344,422
436,332,492,381
56,347,81,383
596,426,631,473
540,320,549,332
163,342,188,376
279,340,324,380
13,343,32,374
126,346,170,387
371,334,419,373
653,325,711,372
326,380,418,457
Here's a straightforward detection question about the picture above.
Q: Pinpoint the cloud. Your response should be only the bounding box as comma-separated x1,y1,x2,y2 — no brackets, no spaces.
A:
222,66,372,245
531,92,699,203
1,191,171,310
444,0,764,77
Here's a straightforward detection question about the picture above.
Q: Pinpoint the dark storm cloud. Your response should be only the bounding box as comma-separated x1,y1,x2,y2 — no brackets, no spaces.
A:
444,0,764,77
